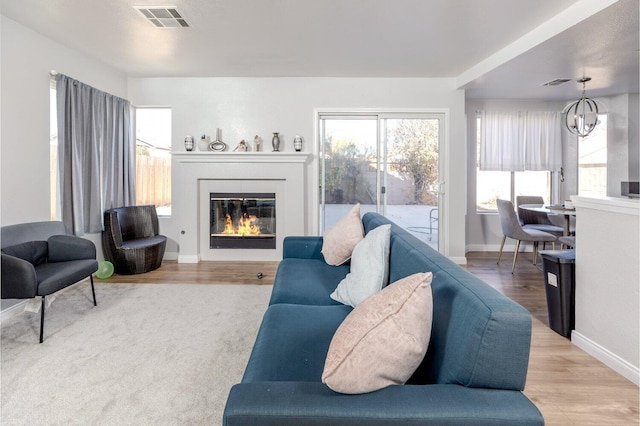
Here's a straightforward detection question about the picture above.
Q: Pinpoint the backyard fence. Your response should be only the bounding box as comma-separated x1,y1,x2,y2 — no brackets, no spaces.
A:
136,155,171,207
49,148,171,219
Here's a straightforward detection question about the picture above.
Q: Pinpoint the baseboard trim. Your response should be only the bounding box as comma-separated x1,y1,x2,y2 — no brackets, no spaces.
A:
178,254,200,263
0,300,28,323
163,251,179,261
449,256,467,265
572,331,640,386
466,244,539,253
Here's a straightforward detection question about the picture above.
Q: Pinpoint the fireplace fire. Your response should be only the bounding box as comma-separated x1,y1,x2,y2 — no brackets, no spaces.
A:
210,193,276,249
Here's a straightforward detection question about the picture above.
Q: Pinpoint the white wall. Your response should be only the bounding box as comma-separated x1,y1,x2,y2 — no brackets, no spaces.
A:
127,77,467,262
629,94,639,181
1,16,128,225
601,93,640,195
572,196,640,384
1,16,127,309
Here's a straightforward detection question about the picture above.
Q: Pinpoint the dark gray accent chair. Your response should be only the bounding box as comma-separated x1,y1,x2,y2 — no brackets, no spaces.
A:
102,205,167,275
497,199,558,273
1,221,98,343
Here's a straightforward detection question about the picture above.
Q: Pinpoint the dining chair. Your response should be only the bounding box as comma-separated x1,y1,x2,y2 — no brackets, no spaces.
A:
558,236,575,248
515,195,563,236
496,199,558,273
548,213,576,235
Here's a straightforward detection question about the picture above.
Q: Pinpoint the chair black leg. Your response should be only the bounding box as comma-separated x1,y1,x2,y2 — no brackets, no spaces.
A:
40,296,45,344
90,275,97,307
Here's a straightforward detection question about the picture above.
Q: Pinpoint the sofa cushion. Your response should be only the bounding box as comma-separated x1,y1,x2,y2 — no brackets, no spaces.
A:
331,224,391,307
269,258,349,306
242,304,353,383
322,272,433,394
321,204,364,266
1,241,48,265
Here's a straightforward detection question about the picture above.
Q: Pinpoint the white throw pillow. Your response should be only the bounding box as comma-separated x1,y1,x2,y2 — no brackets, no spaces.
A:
321,204,364,266
322,272,433,394
330,224,391,307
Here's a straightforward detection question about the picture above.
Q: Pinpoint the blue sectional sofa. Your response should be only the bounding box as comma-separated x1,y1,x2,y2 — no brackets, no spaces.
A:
223,212,544,425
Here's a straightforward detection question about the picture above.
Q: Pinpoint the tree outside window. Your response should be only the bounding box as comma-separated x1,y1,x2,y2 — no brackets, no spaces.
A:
387,119,439,206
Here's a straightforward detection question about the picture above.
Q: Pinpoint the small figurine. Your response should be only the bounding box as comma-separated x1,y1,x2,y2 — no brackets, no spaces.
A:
234,140,248,152
253,135,261,152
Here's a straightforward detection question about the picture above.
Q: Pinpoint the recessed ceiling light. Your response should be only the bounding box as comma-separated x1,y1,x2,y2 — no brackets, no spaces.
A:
134,6,190,28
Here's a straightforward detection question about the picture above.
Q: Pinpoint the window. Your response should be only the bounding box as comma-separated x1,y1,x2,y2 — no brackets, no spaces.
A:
578,114,607,197
318,112,443,251
476,116,552,211
50,80,58,220
514,171,551,205
476,170,551,211
135,107,172,216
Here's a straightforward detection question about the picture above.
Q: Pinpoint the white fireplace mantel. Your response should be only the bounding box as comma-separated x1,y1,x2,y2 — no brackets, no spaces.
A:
172,151,312,263
173,151,311,164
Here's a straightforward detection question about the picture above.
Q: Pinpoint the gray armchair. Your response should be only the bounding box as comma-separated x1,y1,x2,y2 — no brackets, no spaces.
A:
1,221,98,343
496,199,558,273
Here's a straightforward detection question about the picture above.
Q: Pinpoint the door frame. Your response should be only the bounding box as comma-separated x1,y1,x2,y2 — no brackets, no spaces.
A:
313,108,450,255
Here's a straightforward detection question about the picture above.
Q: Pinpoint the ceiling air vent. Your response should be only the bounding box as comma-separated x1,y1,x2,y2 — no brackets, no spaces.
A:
134,6,190,28
542,78,572,86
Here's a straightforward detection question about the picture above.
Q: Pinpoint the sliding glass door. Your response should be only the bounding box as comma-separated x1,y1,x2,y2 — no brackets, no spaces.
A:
319,113,443,250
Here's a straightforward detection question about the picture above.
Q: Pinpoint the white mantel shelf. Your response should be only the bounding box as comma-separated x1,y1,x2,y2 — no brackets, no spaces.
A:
172,151,312,164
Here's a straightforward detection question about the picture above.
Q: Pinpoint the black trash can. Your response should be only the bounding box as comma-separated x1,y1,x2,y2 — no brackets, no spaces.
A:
540,250,575,338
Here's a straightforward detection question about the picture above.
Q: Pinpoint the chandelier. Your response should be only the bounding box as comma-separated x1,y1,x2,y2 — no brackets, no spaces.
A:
562,77,602,137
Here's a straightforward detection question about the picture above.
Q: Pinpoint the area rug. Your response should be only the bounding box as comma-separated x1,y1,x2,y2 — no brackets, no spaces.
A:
1,282,272,425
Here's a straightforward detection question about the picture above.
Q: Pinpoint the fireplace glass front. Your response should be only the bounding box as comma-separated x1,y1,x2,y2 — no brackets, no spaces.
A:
210,193,276,249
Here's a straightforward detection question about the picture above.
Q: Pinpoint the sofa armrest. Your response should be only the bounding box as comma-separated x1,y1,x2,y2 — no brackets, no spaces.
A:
282,236,324,260
1,254,38,299
224,382,544,426
47,235,97,262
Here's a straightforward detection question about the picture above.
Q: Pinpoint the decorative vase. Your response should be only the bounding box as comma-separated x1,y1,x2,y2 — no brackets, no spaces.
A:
198,135,209,151
272,132,280,152
209,128,227,151
293,135,302,152
184,135,194,151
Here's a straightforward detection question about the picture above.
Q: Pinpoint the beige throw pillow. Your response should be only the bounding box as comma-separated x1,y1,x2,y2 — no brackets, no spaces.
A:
321,204,364,266
330,224,391,307
322,272,433,394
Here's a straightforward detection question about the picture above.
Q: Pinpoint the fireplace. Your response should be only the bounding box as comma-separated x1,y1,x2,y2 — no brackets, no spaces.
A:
210,192,276,249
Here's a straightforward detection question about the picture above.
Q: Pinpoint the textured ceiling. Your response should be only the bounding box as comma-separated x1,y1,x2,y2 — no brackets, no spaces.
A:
0,0,637,99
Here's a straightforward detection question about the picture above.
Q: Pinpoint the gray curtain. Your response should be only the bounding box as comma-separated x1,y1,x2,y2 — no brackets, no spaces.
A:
56,74,135,235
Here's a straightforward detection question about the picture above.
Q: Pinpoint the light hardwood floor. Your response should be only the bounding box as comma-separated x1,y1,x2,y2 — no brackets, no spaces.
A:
100,253,639,425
